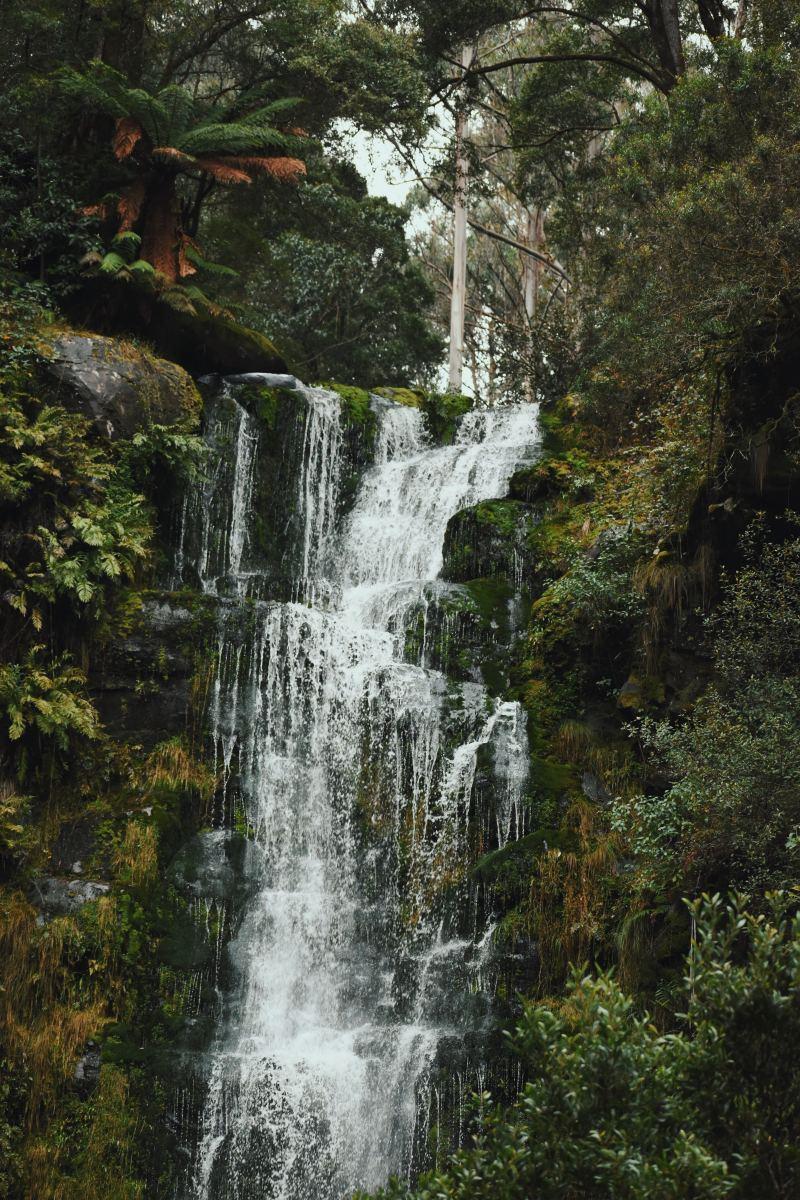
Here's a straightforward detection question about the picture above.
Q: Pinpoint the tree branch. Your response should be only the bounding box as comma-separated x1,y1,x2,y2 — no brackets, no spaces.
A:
388,136,571,283
445,51,665,95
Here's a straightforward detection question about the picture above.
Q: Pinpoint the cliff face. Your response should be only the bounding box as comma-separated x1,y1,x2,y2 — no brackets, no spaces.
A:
0,321,537,1197
4,301,797,1198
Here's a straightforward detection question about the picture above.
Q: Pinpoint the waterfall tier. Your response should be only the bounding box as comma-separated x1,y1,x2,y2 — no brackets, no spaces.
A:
177,380,539,1199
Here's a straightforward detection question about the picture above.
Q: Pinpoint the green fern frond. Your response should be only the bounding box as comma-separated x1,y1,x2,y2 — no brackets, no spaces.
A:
111,231,142,263
184,247,239,278
99,252,128,275
176,121,291,156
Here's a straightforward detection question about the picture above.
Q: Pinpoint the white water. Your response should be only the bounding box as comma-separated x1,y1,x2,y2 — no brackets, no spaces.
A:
186,385,537,1199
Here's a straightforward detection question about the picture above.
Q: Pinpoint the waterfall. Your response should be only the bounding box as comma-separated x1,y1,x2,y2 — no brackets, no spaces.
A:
182,382,538,1199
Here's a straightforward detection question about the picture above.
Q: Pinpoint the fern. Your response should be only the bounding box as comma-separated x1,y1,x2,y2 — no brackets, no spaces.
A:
99,251,128,275
111,231,142,263
176,121,291,156
184,247,239,278
0,648,99,748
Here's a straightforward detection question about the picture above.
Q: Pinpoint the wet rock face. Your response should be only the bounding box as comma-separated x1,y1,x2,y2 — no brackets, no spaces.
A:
45,334,201,440
168,830,260,906
91,596,213,748
442,500,537,586
74,1042,102,1095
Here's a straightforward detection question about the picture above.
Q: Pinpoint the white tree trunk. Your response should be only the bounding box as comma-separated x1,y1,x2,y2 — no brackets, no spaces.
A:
522,206,544,402
448,45,473,393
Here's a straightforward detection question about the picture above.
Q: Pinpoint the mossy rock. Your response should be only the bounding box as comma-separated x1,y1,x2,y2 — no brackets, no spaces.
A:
617,672,666,710
420,391,473,444
153,301,287,376
472,826,568,885
44,332,202,439
443,501,536,585
373,386,424,409
372,387,473,442
65,275,288,377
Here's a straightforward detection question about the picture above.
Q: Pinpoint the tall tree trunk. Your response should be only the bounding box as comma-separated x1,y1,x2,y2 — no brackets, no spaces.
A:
487,316,498,408
733,0,748,38
522,207,544,403
448,45,473,394
644,0,685,89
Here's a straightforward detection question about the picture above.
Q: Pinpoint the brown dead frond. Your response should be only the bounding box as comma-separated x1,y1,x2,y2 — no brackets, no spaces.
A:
117,179,147,232
237,155,307,183
194,157,253,184
112,117,143,161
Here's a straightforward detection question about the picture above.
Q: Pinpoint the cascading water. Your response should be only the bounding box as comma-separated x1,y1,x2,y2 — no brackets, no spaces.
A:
180,380,538,1199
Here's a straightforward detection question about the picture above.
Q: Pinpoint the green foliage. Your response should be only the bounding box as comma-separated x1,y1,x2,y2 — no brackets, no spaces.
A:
544,36,800,438
205,170,442,386
120,424,206,489
615,521,800,893
0,647,98,749
364,894,800,1200
531,524,645,650
34,487,150,605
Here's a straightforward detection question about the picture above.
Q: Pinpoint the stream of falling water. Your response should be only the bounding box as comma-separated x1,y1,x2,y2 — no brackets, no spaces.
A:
183,381,538,1199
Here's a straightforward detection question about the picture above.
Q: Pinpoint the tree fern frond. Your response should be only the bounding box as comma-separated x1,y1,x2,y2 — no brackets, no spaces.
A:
176,121,291,156
56,65,129,119
241,156,307,183
156,84,197,141
184,247,240,278
217,90,300,123
193,157,253,184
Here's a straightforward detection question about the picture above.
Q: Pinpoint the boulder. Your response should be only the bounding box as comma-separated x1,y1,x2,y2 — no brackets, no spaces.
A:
45,333,202,440
31,876,110,917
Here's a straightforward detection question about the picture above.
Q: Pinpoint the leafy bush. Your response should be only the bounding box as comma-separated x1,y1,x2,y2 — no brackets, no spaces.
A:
364,894,800,1200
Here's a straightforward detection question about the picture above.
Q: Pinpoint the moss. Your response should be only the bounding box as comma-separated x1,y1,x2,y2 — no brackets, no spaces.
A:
530,754,578,799
472,499,525,536
420,391,473,444
321,382,374,426
617,672,666,710
234,383,296,430
373,386,424,409
463,577,513,638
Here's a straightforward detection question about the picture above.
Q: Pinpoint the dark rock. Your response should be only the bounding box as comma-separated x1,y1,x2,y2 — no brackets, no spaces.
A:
167,830,260,905
74,1041,102,1095
582,771,611,803
45,334,201,440
49,818,98,874
90,597,205,747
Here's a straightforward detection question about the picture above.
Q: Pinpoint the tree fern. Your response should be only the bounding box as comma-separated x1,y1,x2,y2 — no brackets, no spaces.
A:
58,63,307,282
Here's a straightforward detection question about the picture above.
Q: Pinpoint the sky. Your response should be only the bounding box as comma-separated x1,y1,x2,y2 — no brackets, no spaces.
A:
351,129,415,204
